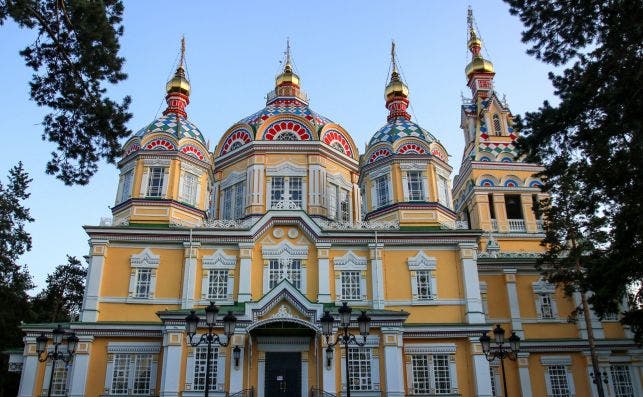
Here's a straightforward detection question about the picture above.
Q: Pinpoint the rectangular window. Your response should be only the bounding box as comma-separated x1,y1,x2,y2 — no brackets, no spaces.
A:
546,365,571,397
375,175,390,208
110,354,153,395
610,365,634,397
438,175,450,207
193,346,218,391
222,181,246,219
433,354,452,394
416,270,433,300
135,269,152,298
407,171,425,201
147,167,165,197
289,177,303,207
329,185,351,221
539,294,554,319
120,170,133,202
505,194,523,219
348,347,372,391
207,270,229,300
50,361,68,396
488,193,496,219
269,259,301,289
339,189,350,222
411,354,454,394
341,271,361,301
270,176,285,207
181,172,199,206
411,355,431,393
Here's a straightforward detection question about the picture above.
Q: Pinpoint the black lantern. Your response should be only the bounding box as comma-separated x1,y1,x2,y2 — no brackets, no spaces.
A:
233,345,241,368
205,301,219,326
36,325,77,397
185,310,200,336
321,311,335,336
326,346,334,368
66,332,79,355
52,324,65,345
338,302,352,327
508,332,520,353
479,325,520,397
223,311,237,337
358,311,371,337
479,331,491,354
36,333,48,356
493,323,505,344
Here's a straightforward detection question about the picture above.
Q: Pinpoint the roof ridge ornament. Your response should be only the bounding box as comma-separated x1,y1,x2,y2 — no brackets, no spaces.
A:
164,37,191,118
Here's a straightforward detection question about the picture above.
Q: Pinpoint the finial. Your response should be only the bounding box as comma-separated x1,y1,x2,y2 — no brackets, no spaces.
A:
179,36,186,69
282,37,293,73
391,40,397,74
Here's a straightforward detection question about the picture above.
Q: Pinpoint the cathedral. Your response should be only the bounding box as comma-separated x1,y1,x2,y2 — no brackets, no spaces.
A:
12,9,641,397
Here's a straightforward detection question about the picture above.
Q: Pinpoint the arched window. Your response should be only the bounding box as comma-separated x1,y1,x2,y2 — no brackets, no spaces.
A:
275,131,298,141
492,114,502,136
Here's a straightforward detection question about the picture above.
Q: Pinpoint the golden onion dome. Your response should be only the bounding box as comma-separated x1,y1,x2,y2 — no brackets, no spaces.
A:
166,66,191,95
385,71,409,100
276,64,300,87
465,56,494,77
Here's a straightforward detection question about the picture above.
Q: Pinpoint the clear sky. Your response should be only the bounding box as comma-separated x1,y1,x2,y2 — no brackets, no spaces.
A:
0,0,554,292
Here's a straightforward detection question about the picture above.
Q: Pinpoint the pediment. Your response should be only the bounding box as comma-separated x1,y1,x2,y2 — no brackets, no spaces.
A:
243,280,323,324
130,248,160,268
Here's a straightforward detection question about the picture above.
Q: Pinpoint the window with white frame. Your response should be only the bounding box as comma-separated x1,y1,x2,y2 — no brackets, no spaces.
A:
181,172,199,206
374,175,390,208
348,347,373,391
407,171,425,201
408,251,438,302
406,344,458,395
119,169,133,203
334,251,367,303
610,364,635,397
47,360,69,396
129,248,159,300
262,242,308,294
328,184,351,222
541,356,575,397
269,258,301,289
193,346,219,391
146,167,166,197
109,354,154,395
489,364,501,396
533,279,558,320
437,175,450,207
201,250,236,304
270,176,303,208
221,181,245,219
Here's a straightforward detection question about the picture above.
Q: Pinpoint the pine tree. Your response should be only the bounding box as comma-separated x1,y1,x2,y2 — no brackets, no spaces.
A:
32,255,87,323
505,0,643,342
0,0,131,185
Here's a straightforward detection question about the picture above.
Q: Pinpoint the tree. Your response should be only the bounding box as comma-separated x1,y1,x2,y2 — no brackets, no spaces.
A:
505,0,642,341
0,162,34,396
0,0,131,185
32,255,87,323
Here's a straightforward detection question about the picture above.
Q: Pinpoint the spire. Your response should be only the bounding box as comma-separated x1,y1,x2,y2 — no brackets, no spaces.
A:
275,38,300,88
465,7,494,78
164,36,191,117
384,40,410,121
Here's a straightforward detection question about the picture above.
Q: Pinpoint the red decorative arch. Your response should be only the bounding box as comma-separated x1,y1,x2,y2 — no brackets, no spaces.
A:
124,143,140,157
397,143,426,154
263,120,311,141
368,148,392,163
431,147,447,161
145,139,176,151
180,145,205,161
322,129,352,156
221,128,252,155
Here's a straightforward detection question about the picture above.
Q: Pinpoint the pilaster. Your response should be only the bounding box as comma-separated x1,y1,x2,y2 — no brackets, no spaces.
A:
301,351,309,397
159,326,184,397
517,352,533,397
18,338,38,397
322,343,336,393
181,241,200,309
317,243,332,303
459,243,485,323
469,337,493,397
238,243,254,302
229,333,246,394
257,351,266,397
67,335,94,397
382,328,405,397
80,239,109,322
492,193,508,233
369,243,385,310
503,269,523,336
521,193,537,233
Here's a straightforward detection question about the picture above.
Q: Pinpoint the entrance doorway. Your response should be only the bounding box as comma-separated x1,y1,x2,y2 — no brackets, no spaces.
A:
265,352,301,397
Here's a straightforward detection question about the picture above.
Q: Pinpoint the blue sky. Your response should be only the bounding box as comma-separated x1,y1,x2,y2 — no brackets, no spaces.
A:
0,0,554,291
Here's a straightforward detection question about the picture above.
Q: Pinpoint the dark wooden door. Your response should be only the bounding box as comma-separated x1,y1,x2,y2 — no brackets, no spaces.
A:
265,352,301,397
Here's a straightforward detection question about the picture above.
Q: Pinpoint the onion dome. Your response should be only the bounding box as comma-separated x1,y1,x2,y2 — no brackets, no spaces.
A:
465,8,494,78
134,38,206,146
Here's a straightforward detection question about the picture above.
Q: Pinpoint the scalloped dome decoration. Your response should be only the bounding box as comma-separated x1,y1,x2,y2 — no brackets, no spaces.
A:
145,139,176,151
239,99,332,130
221,128,253,155
430,146,448,162
124,142,140,157
263,119,312,141
135,114,206,145
322,129,352,156
397,143,427,154
180,145,205,161
368,148,392,164
369,118,438,147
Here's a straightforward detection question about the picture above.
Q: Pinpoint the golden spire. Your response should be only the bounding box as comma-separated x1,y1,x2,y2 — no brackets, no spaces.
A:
385,40,409,100
465,7,494,78
276,38,300,87
166,36,191,95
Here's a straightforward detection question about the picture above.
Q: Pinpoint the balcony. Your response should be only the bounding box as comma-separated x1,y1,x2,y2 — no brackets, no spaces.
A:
508,219,527,232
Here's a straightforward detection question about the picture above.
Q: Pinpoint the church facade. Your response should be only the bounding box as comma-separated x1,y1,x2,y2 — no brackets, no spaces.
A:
14,11,642,397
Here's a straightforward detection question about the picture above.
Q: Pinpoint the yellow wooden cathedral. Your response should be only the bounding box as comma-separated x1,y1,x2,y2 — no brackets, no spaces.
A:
13,9,641,397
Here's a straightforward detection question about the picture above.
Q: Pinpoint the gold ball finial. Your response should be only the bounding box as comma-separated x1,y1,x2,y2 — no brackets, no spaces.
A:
166,37,191,95
385,41,409,100
275,38,300,87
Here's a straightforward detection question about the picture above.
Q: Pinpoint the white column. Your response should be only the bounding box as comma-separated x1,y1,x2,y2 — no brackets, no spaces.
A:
317,243,331,303
323,344,336,393
18,338,38,397
67,336,93,397
80,239,108,322
301,352,309,397
159,326,183,397
383,329,405,397
470,338,493,397
229,334,245,394
503,269,524,336
369,242,385,309
459,243,485,323
238,243,253,302
181,242,200,309
517,352,533,397
258,352,266,397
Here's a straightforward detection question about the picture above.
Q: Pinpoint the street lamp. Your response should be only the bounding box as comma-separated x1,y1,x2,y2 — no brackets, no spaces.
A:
36,324,79,397
185,302,237,397
320,302,371,397
480,324,520,397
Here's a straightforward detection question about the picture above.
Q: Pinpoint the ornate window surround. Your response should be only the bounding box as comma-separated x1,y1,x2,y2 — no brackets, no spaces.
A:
404,343,459,396
183,345,227,396
199,249,236,305
339,335,381,394
262,241,308,294
178,161,205,207
532,279,559,321
128,248,159,301
400,162,429,202
540,355,575,397
104,342,160,396
407,251,438,304
369,165,393,210
115,161,136,204
333,251,368,304
140,158,171,199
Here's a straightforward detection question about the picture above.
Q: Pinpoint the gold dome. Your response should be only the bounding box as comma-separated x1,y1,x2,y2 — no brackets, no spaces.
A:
276,63,300,86
465,56,494,77
166,66,191,95
385,71,409,100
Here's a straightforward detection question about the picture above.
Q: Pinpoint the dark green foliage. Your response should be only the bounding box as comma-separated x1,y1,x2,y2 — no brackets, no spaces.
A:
32,255,87,322
505,0,643,341
0,0,131,185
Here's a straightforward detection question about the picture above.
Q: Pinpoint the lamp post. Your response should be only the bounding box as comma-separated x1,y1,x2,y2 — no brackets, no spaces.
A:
184,302,237,397
36,324,79,397
479,324,520,397
320,302,371,397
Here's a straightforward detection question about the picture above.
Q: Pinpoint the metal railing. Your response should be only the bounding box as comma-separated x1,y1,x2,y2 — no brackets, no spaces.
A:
228,387,255,397
310,387,336,397
508,218,526,232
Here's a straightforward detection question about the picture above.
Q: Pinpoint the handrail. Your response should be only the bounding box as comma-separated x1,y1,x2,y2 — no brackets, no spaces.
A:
310,387,336,397
228,387,255,397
